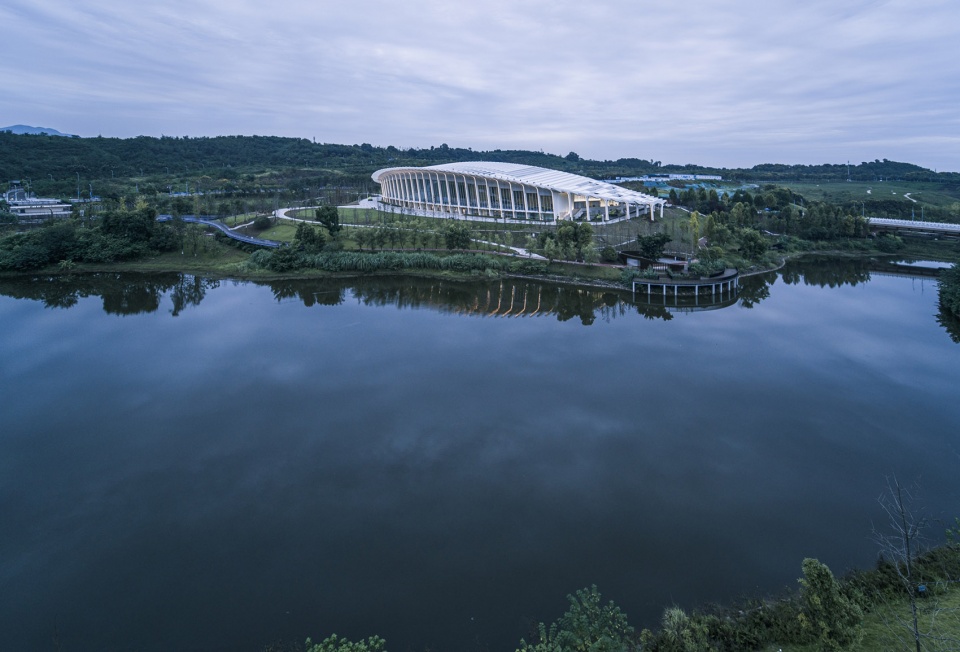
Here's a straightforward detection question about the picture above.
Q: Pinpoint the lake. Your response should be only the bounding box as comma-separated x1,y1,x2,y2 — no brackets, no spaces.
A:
1,257,958,651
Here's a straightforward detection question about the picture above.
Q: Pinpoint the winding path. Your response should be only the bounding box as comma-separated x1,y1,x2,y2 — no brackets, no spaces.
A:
157,214,281,248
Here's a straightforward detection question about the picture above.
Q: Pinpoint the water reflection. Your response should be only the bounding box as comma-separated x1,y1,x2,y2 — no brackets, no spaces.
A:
780,256,873,288
0,256,953,337
0,272,220,317
2,257,959,652
0,273,181,314
170,275,219,316
307,278,649,326
937,304,960,343
0,274,674,325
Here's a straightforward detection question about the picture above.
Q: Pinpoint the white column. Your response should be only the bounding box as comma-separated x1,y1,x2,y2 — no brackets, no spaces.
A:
536,189,543,220
604,201,609,221
403,174,413,209
585,196,591,221
483,177,493,217
444,174,453,214
472,175,482,217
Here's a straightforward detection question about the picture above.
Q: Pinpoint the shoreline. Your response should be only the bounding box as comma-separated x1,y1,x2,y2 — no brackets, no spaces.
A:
0,247,953,291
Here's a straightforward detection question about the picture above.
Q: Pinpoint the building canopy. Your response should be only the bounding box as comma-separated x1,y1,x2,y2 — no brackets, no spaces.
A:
372,161,665,222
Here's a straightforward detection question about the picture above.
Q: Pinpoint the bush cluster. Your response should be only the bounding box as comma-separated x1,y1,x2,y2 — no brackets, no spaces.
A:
0,208,179,271
245,248,548,276
507,546,960,652
687,259,726,278
938,263,960,319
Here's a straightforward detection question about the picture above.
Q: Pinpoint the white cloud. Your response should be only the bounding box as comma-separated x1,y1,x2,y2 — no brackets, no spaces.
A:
2,0,958,169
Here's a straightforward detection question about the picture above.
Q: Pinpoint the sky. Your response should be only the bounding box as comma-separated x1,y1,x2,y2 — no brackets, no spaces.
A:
2,0,959,171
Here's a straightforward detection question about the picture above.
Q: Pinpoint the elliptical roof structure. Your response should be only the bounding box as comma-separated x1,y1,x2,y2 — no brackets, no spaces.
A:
372,161,665,222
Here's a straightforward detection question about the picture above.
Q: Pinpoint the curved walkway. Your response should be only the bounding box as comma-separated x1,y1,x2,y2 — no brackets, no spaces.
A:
273,206,546,259
157,214,281,248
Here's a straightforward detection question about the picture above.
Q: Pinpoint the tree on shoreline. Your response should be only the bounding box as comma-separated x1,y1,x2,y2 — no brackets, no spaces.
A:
938,263,960,319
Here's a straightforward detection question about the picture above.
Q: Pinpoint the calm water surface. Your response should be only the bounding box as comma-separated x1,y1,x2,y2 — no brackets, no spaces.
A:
1,258,958,652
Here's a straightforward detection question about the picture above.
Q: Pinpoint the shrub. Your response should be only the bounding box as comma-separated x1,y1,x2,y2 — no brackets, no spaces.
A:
658,607,711,652
518,586,635,652
688,259,726,278
305,634,386,652
876,234,904,253
264,246,304,272
798,558,864,651
938,263,960,319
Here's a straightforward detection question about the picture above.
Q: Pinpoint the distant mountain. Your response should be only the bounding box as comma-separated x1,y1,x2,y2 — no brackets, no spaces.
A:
1,124,75,137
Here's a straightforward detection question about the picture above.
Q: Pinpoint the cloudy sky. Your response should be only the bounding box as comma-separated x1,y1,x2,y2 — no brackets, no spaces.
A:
3,0,959,170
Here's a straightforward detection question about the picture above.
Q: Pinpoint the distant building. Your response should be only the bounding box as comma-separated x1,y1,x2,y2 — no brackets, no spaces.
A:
3,181,73,222
602,174,723,183
373,162,666,222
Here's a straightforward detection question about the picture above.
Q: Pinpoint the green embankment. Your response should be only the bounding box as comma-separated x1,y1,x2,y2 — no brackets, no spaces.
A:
297,545,960,652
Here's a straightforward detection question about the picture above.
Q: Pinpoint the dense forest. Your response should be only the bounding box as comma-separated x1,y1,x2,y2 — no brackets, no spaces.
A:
3,132,959,202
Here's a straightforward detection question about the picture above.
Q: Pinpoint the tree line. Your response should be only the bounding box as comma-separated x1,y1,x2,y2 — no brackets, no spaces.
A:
3,132,957,201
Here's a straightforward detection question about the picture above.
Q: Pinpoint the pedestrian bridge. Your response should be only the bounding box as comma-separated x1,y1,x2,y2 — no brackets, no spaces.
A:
157,214,280,248
867,217,960,236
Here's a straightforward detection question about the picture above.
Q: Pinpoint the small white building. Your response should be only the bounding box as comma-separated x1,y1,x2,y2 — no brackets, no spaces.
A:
3,182,73,222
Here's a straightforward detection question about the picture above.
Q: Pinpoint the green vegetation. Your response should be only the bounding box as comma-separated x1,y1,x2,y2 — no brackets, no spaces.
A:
242,248,548,277
301,482,959,652
528,222,597,262
297,543,960,652
304,634,386,652
635,233,672,260
0,199,183,271
4,133,958,203
518,585,635,652
939,263,960,319
315,205,342,236
3,133,959,290
797,558,864,651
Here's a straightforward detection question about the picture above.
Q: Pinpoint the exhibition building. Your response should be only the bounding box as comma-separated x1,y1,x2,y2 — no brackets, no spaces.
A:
372,162,665,222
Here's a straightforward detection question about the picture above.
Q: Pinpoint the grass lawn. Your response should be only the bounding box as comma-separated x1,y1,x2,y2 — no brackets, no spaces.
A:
70,237,250,275
762,583,960,651
221,213,258,227
253,222,298,242
780,180,960,211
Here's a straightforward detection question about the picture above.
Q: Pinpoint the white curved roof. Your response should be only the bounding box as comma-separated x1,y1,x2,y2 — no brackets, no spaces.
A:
372,161,665,206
